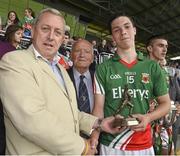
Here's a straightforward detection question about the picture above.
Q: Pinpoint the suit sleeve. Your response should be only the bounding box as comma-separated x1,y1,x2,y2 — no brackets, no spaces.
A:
0,53,85,155
78,111,97,135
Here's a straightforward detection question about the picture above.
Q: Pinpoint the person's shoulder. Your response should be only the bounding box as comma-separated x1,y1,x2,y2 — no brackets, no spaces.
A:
0,41,12,47
141,56,159,66
145,59,157,64
0,48,34,66
96,60,108,69
99,57,114,66
66,67,73,74
0,41,15,52
2,48,29,58
96,59,113,74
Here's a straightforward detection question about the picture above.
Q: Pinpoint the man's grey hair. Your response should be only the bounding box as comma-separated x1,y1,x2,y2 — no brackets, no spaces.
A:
33,8,66,32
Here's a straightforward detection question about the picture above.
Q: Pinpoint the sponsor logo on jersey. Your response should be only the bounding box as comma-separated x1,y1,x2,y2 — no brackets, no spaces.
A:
125,72,136,76
112,86,149,101
141,73,149,84
110,74,122,79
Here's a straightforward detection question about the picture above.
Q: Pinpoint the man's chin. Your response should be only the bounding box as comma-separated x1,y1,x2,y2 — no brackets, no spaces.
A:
77,64,87,68
44,47,58,53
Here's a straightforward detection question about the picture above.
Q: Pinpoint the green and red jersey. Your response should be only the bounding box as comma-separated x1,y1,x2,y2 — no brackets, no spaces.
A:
94,52,168,150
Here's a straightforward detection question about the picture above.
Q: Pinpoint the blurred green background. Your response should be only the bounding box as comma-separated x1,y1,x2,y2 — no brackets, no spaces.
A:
0,0,86,38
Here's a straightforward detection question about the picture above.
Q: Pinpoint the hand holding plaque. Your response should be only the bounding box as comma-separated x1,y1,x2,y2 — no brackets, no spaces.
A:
113,85,139,128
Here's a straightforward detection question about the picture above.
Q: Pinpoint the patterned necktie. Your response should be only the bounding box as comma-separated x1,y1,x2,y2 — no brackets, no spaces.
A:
78,75,90,113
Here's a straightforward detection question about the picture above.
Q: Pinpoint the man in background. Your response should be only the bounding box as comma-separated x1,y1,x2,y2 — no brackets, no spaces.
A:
67,39,94,113
146,35,180,154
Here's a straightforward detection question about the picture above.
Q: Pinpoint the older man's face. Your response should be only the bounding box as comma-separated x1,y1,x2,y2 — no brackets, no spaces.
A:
32,12,65,61
71,40,94,70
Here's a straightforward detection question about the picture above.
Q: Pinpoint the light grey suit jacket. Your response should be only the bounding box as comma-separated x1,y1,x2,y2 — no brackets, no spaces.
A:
0,45,97,155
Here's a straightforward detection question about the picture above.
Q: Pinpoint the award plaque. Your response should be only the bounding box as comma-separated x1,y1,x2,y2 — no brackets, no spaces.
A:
113,85,139,127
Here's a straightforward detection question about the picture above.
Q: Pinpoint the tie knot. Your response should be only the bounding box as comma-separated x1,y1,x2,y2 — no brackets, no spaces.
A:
80,75,85,80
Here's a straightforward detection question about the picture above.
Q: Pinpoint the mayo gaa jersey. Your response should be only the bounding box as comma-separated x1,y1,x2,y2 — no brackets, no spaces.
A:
162,67,169,89
94,52,168,150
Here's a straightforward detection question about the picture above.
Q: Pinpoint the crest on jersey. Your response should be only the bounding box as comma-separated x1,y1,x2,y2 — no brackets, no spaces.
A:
141,73,149,84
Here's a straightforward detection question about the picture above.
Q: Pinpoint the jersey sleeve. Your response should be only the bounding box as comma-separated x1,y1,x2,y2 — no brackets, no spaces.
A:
94,64,106,95
152,62,168,97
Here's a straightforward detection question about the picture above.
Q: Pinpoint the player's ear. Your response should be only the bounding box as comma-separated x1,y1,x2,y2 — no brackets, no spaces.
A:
147,46,152,52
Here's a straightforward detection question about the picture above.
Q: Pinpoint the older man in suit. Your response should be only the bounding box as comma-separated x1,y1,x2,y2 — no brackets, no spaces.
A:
0,8,122,155
67,39,94,113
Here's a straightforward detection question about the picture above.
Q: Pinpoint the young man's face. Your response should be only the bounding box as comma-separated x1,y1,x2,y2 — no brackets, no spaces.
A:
111,16,136,50
148,39,168,61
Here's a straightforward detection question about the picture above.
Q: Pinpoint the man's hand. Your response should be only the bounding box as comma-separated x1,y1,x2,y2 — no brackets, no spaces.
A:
90,131,99,154
101,115,127,134
82,139,96,155
129,114,151,131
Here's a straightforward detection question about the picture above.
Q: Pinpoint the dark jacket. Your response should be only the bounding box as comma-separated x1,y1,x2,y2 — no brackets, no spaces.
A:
0,100,5,154
0,41,16,59
67,67,94,101
169,76,180,103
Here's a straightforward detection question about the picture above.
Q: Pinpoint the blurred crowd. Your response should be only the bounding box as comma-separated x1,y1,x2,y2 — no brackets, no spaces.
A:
0,9,118,70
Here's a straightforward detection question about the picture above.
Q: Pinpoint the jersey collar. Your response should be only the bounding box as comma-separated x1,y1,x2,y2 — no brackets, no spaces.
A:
112,51,144,62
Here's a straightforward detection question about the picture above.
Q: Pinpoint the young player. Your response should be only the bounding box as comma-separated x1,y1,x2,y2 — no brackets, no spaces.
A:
91,15,171,155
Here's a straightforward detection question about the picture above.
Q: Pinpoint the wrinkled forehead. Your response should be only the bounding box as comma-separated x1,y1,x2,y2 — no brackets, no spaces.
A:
73,40,93,51
36,12,65,30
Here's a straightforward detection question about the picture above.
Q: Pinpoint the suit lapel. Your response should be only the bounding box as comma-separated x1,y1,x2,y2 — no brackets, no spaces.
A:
67,68,78,101
90,69,95,84
38,59,68,96
27,46,69,97
57,64,72,97
67,68,77,91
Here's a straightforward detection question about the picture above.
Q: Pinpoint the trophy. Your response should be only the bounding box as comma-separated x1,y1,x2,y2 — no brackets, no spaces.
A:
163,101,177,128
113,85,139,127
